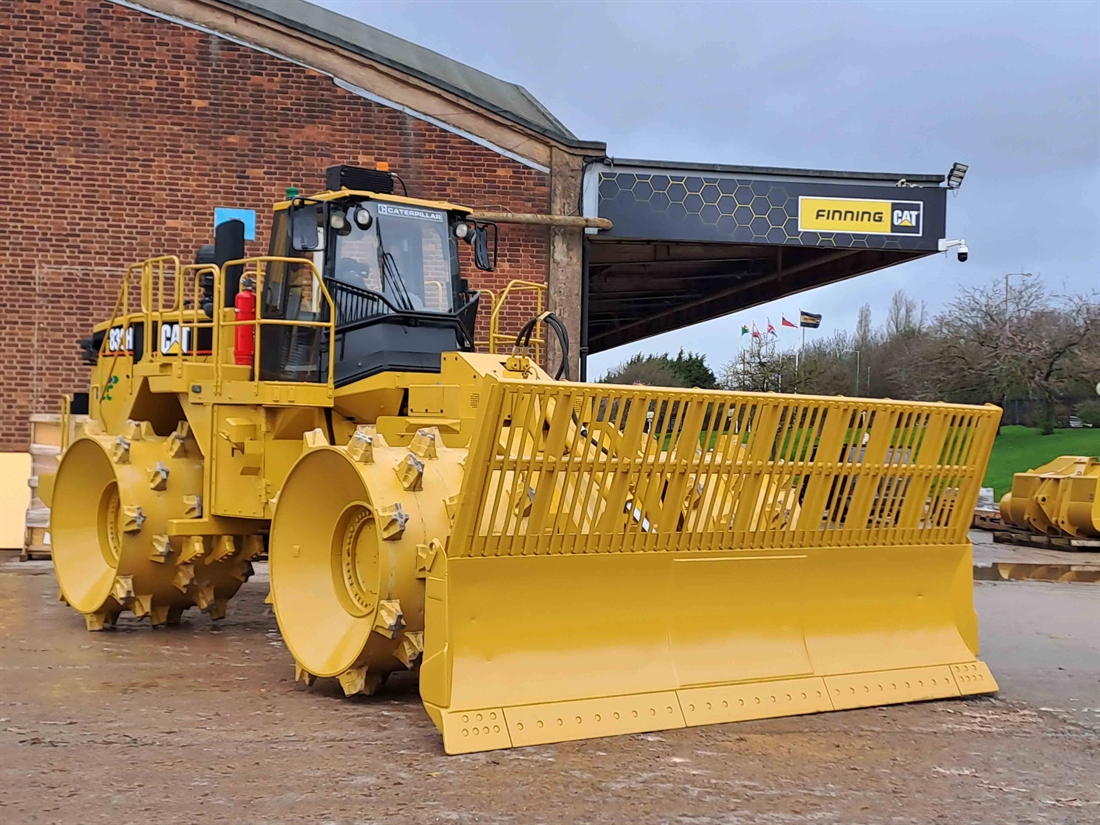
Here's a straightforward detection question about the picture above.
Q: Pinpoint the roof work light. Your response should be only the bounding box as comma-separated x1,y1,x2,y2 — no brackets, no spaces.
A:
947,162,968,190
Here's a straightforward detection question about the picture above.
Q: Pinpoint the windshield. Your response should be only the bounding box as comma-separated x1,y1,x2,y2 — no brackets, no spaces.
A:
331,202,456,313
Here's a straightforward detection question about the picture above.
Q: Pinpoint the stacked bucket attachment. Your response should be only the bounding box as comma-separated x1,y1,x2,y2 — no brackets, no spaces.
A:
999,455,1100,538
50,420,262,630
270,378,1002,754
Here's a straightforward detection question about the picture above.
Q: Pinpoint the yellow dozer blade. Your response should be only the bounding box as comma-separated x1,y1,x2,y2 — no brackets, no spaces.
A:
999,455,1100,538
271,379,1001,755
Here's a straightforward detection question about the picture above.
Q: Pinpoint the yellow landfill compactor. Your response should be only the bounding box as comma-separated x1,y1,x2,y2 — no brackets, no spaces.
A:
45,165,1002,754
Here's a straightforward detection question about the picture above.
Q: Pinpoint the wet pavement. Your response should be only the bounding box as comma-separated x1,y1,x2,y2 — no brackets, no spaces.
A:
969,528,1100,567
969,529,1100,582
1,553,1097,824
976,580,1100,731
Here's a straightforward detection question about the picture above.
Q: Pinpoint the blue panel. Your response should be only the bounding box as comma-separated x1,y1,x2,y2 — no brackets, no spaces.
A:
214,207,257,241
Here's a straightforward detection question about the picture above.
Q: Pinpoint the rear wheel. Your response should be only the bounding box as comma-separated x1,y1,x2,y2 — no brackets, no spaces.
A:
51,420,260,630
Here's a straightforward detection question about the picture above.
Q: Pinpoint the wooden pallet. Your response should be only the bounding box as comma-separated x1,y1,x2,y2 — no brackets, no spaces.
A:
20,545,51,561
972,508,1003,531
992,528,1100,551
20,524,50,561
974,561,1100,584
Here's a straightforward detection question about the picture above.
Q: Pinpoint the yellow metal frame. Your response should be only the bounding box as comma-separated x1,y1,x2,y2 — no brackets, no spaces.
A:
451,380,1000,555
486,280,547,362
95,255,336,395
141,258,219,365
60,393,72,454
214,257,336,395
96,258,147,402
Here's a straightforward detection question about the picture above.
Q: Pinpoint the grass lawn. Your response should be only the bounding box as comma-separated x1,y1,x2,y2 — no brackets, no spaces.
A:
984,425,1100,498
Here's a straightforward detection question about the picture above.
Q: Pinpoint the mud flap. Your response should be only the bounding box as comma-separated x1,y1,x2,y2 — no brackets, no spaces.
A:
420,379,1001,754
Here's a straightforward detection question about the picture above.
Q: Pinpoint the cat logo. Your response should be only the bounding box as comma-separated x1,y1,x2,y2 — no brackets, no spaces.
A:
893,208,919,228
888,202,922,235
159,322,193,356
799,197,923,236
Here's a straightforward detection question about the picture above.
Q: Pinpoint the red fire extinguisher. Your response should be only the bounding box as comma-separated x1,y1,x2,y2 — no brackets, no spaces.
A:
234,276,256,367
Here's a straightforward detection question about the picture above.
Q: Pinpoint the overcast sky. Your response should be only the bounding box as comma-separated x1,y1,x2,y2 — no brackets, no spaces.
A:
315,0,1100,376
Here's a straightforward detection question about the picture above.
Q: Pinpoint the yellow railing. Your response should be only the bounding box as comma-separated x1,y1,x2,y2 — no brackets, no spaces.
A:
424,279,447,312
486,280,547,362
138,256,219,364
215,257,336,391
96,259,148,404
60,393,72,454
476,287,495,352
96,255,336,399
451,380,1002,557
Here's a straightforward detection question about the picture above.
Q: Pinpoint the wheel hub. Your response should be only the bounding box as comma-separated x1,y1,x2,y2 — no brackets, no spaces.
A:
337,503,377,617
99,482,121,566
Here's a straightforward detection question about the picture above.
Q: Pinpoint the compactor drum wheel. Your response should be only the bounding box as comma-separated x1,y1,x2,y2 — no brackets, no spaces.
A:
270,428,461,694
51,421,258,630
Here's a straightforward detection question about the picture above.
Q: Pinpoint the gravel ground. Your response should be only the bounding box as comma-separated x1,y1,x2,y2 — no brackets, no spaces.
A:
1,554,1096,824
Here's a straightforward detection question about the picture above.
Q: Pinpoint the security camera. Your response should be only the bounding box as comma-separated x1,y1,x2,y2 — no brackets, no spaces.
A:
938,238,968,262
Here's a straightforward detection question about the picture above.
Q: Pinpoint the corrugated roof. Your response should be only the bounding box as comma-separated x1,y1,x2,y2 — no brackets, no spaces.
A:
218,0,595,147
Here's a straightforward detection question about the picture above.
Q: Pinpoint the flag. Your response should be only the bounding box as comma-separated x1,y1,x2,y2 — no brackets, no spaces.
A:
799,311,822,329
767,320,777,337
751,323,761,339
741,324,749,336
781,316,797,328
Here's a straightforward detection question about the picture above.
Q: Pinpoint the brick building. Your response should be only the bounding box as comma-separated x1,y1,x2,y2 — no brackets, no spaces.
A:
1,0,961,455
1,0,604,450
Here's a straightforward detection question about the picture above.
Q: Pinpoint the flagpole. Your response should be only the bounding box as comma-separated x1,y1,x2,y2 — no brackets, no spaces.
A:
796,325,805,389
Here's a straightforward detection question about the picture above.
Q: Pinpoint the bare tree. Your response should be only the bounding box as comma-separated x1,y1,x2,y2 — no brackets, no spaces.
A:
855,303,874,351
885,290,927,338
719,339,796,392
922,274,1098,431
713,275,1098,422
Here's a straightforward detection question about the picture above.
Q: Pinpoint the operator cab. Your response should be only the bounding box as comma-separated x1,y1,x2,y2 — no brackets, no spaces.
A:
259,164,495,386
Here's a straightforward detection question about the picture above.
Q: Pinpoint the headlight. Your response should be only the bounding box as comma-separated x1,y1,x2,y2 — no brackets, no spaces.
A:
454,222,470,240
354,206,373,229
329,211,347,230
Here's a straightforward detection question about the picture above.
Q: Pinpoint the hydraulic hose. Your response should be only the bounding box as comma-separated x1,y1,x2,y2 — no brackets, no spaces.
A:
515,312,570,380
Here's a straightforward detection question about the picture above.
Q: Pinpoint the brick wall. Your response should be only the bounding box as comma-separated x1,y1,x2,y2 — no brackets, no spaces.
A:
0,0,551,450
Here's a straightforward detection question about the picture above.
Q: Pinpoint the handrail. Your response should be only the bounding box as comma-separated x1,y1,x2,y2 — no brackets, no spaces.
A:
96,261,144,414
476,287,495,351
143,261,218,363
424,279,447,311
180,263,219,358
60,394,72,454
138,256,181,360
93,255,336,415
488,280,547,362
215,257,336,392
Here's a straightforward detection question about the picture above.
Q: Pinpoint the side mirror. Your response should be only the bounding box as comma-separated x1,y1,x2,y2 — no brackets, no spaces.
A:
289,202,323,251
471,222,497,272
